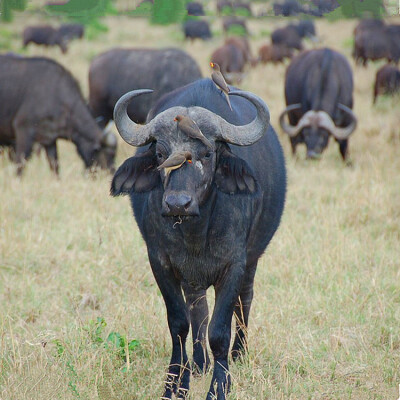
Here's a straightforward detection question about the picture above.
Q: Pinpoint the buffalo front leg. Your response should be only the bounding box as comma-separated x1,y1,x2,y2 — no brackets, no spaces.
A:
206,263,245,400
149,255,191,399
182,282,210,374
44,142,59,176
231,263,257,361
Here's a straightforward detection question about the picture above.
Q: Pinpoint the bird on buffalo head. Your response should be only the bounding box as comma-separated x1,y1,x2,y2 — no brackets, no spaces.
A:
157,151,193,185
174,115,213,149
210,62,232,110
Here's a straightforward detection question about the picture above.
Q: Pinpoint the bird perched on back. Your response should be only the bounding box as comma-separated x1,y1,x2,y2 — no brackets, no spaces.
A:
210,62,232,111
157,151,192,185
174,115,213,149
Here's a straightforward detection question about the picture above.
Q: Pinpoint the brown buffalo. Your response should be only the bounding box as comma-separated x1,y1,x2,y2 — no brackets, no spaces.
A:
258,43,293,64
210,37,254,83
373,64,400,104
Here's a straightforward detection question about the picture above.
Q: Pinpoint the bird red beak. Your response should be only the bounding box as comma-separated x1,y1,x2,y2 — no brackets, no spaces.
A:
187,160,192,164
210,62,214,67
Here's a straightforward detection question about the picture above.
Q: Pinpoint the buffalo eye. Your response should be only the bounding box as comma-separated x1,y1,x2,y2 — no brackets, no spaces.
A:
204,151,212,159
156,152,163,160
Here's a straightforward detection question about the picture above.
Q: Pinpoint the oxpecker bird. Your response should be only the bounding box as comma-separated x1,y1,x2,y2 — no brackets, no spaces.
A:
174,115,213,149
210,62,232,110
157,151,192,185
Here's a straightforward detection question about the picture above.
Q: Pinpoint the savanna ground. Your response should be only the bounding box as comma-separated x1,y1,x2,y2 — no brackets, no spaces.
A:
1,2,400,399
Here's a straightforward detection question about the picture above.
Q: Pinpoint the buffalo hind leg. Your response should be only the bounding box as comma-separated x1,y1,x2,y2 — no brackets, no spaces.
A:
149,255,190,399
44,142,59,176
13,122,35,176
231,263,257,361
182,283,210,375
206,262,245,400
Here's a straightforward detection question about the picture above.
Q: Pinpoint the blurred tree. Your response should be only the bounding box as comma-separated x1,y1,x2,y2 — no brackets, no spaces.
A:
44,0,117,36
152,0,186,24
1,0,27,22
327,0,385,18
45,0,117,23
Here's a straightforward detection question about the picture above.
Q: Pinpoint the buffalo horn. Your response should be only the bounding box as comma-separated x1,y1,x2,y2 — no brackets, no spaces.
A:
113,89,154,146
331,104,357,140
279,104,302,137
279,104,357,140
212,90,270,145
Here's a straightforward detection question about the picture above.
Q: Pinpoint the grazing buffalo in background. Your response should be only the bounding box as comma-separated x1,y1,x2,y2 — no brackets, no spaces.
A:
110,78,286,399
88,47,202,127
58,23,85,41
210,42,246,83
217,0,252,15
22,25,68,53
183,19,212,40
210,37,254,83
225,36,254,64
373,64,400,104
258,43,293,64
271,25,303,51
0,55,116,175
222,16,248,35
311,0,339,13
291,19,316,39
279,48,357,160
273,0,302,16
353,19,400,66
186,1,205,16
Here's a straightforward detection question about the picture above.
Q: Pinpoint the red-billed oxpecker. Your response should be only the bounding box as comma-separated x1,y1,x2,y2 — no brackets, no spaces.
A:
210,62,232,110
174,115,213,149
157,150,192,186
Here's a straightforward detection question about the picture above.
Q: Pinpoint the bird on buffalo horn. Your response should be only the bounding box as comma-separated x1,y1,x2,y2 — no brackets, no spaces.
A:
174,115,213,149
210,62,232,111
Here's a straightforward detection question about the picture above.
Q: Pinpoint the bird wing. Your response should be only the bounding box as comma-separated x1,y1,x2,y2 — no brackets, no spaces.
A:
158,154,187,170
212,71,230,93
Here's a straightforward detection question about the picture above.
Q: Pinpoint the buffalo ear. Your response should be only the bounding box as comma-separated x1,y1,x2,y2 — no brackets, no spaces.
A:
110,149,160,196
215,147,257,194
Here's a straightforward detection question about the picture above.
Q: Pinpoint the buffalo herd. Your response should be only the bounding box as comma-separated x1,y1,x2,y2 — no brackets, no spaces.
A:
1,9,399,400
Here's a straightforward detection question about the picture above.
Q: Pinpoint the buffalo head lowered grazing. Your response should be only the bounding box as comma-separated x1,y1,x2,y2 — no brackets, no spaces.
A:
279,48,357,161
110,78,286,400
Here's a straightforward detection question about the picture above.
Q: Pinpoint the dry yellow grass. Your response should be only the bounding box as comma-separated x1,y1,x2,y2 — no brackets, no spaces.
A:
1,6,400,400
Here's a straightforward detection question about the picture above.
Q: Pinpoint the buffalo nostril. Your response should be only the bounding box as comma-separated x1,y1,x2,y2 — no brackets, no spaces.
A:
165,194,192,211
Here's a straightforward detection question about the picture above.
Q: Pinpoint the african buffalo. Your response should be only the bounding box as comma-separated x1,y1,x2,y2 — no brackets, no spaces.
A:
186,1,205,16
183,19,212,40
22,25,68,54
373,64,400,104
88,48,202,127
217,0,252,15
271,25,303,51
0,55,116,175
279,48,357,160
258,43,293,64
222,16,248,35
273,0,303,16
210,37,253,83
58,23,85,41
210,43,246,84
352,20,400,66
292,20,316,39
110,78,286,399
